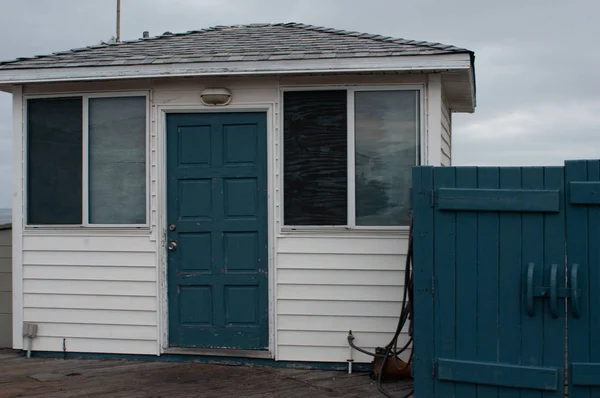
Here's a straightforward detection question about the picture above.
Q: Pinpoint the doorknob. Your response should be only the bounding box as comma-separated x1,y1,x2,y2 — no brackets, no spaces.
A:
168,241,178,251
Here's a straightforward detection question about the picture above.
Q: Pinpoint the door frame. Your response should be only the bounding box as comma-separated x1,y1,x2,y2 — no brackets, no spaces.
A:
155,103,276,358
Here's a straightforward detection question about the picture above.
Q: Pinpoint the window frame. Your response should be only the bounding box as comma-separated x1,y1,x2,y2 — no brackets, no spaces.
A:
24,91,151,229
280,84,425,232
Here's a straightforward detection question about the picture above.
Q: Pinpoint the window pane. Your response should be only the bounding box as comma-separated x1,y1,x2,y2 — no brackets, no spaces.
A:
283,91,347,225
27,98,83,225
355,90,418,226
89,96,146,224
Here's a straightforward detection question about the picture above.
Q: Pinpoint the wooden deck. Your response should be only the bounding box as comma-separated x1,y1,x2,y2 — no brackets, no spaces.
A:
0,350,413,397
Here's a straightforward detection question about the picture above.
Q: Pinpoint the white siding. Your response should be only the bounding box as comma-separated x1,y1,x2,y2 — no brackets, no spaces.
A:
276,234,408,363
0,226,11,347
21,234,158,355
17,73,439,361
441,93,452,166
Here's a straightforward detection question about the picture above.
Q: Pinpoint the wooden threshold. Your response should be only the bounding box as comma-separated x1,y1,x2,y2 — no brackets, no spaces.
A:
163,347,272,359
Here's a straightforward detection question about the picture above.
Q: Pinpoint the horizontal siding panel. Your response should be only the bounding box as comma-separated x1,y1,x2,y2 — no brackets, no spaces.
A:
441,131,451,153
0,246,11,258
277,330,405,348
155,88,278,105
30,336,157,355
153,78,278,90
277,345,374,363
0,275,10,292
24,280,156,297
24,294,156,311
441,153,451,167
0,314,11,348
278,284,404,302
277,237,407,255
24,308,156,326
0,229,12,245
23,235,156,253
23,266,156,282
442,97,451,120
36,323,157,341
280,74,428,86
0,292,11,313
277,253,405,270
277,269,404,286
278,315,399,333
0,258,10,273
278,299,404,317
23,251,156,266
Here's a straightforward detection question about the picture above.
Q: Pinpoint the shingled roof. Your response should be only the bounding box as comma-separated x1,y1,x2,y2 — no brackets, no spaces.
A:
0,23,472,70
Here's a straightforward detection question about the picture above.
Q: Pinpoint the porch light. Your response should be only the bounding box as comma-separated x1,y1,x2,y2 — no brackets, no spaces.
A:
200,88,232,106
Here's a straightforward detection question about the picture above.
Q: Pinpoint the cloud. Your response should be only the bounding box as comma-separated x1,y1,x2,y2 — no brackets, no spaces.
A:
454,100,600,166
0,0,598,207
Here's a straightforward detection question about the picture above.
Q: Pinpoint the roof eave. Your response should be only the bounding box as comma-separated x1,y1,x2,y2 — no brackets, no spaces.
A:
0,53,471,84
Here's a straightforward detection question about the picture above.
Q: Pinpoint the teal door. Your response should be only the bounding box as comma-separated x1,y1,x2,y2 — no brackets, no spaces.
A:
166,112,268,350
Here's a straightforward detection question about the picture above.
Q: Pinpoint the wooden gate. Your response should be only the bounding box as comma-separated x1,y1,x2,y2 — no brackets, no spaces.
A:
413,161,600,397
565,160,600,397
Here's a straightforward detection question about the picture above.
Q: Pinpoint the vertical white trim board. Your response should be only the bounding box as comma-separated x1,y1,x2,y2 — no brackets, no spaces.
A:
12,85,23,349
426,74,442,166
155,104,277,358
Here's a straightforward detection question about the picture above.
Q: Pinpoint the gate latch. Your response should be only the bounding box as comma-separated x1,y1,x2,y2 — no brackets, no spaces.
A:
526,263,580,319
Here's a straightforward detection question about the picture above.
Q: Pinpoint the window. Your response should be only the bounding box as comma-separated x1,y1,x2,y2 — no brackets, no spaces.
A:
27,98,83,225
283,88,420,228
26,95,147,226
283,90,347,225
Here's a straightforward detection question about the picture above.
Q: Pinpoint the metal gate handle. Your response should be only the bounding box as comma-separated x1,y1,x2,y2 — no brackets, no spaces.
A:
526,263,535,316
571,263,581,318
549,264,558,319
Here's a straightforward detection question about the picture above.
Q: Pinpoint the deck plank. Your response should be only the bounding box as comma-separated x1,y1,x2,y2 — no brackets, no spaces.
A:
0,350,413,398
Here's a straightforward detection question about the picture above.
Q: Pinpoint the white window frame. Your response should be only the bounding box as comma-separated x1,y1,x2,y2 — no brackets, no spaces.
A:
280,84,425,232
23,91,151,229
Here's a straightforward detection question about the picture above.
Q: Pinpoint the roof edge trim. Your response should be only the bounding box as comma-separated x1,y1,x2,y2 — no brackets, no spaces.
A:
0,53,471,85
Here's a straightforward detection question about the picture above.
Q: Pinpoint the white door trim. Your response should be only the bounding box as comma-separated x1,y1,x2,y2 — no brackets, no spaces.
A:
155,104,277,358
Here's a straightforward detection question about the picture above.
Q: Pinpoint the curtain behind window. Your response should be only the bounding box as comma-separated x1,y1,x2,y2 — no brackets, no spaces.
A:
88,96,146,224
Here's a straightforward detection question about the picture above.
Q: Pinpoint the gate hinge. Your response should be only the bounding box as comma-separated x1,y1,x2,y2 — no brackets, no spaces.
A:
431,277,435,297
432,360,436,379
431,190,435,207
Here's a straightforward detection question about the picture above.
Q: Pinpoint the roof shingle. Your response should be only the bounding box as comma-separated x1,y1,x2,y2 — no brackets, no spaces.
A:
0,23,472,70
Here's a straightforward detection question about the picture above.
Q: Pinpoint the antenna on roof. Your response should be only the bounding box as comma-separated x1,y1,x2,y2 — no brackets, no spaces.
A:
116,0,121,42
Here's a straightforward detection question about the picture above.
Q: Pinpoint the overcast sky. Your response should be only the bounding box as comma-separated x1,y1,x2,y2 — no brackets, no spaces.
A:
0,0,598,208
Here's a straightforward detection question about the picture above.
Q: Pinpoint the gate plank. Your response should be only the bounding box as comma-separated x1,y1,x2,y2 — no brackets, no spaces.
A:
412,166,435,398
569,181,600,205
437,188,560,212
498,167,524,398
566,160,591,398
433,167,457,398
437,359,558,391
571,363,600,386
476,167,500,398
521,167,547,398
543,167,567,398
454,167,478,398
585,162,600,398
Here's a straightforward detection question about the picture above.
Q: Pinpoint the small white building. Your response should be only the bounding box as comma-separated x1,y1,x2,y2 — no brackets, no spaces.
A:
0,23,475,364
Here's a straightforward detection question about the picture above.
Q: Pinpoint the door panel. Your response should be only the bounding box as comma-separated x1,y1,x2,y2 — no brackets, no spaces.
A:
167,112,268,350
566,160,600,398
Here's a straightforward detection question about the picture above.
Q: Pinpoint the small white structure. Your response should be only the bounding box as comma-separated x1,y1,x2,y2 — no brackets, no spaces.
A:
0,23,475,363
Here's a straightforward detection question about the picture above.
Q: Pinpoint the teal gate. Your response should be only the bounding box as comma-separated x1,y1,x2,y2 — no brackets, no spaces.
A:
413,160,600,397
